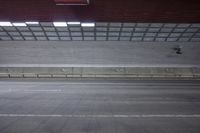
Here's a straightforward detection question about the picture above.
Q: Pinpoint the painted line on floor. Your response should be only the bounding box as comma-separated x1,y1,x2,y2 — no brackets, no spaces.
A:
0,114,200,118
0,64,199,67
0,89,63,93
24,89,62,92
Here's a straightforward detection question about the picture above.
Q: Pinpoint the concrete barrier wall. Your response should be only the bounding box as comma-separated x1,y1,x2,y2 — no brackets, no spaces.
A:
0,41,200,68
0,67,200,79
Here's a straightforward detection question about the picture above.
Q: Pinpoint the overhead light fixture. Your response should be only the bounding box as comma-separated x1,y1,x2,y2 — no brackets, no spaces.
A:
81,23,95,27
53,22,67,27
67,22,81,25
13,23,27,27
25,22,39,25
54,0,89,5
0,22,13,26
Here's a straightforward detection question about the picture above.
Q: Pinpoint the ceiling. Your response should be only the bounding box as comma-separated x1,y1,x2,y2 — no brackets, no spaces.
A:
0,0,200,22
0,22,200,42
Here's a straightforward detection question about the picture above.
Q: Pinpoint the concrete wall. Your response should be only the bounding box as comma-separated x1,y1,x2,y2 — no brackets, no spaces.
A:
0,41,200,79
0,41,200,67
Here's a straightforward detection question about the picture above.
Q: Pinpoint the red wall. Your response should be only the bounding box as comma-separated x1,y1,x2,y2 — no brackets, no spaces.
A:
0,0,200,22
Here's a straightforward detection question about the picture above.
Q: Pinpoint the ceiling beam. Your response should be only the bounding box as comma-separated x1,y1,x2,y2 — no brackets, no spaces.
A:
54,0,89,5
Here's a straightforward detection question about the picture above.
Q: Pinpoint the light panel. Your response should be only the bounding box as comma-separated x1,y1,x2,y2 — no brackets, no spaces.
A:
25,22,39,25
81,23,95,27
67,22,81,25
53,22,67,27
0,22,13,26
13,23,27,27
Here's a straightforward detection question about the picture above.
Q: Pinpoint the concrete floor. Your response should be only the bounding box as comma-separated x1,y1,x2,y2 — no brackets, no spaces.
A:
0,80,200,133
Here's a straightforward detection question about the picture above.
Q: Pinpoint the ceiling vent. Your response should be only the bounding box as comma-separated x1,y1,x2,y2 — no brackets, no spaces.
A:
54,0,89,5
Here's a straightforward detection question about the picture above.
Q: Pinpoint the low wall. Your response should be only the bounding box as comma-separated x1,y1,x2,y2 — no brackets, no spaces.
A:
0,67,200,79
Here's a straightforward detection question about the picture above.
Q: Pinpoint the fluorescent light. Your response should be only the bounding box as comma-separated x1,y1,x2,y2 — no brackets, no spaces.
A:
0,22,13,26
25,22,39,24
53,22,67,27
67,22,81,25
81,23,95,27
13,23,27,27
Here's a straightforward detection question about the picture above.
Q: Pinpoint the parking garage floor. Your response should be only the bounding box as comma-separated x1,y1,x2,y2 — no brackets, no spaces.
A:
0,80,200,133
